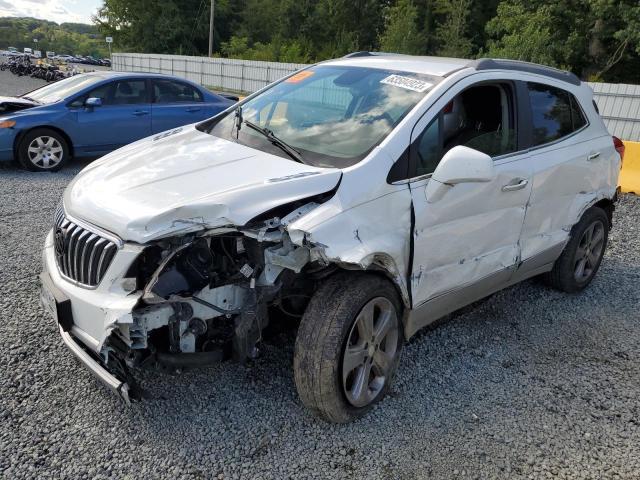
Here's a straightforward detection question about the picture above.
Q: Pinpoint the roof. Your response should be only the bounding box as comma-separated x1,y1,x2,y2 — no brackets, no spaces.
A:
86,71,170,78
329,52,581,86
325,54,469,77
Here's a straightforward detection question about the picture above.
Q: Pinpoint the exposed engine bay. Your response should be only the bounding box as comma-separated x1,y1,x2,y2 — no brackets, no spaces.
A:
103,201,336,393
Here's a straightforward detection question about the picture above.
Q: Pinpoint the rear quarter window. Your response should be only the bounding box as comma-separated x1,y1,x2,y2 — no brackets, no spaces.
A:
527,82,587,146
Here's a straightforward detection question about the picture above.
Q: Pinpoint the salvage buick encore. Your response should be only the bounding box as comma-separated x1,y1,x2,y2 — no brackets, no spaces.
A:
40,54,623,422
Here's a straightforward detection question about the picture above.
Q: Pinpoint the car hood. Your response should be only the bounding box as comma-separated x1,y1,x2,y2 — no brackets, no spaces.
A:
0,96,40,114
64,126,342,244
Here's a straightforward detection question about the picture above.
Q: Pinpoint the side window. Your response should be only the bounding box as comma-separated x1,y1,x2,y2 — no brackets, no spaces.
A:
409,83,517,178
527,82,581,146
69,83,113,107
154,80,203,104
111,80,148,105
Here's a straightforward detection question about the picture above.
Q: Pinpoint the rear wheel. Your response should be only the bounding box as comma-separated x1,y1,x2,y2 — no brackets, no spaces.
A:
544,206,609,293
294,272,404,423
17,128,69,172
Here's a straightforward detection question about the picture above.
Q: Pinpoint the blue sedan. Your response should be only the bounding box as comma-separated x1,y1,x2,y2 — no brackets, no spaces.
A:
0,72,237,171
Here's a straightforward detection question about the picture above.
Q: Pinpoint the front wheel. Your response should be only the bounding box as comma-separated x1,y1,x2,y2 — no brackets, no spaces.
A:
17,128,69,172
544,206,609,293
294,272,404,423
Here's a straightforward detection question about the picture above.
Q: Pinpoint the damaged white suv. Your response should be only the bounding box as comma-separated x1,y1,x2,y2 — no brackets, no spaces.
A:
40,54,622,422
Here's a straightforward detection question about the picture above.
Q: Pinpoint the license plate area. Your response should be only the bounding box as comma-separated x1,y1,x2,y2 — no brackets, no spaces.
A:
39,273,73,332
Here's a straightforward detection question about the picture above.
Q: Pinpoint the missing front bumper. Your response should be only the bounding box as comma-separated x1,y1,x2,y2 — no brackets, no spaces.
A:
58,325,131,405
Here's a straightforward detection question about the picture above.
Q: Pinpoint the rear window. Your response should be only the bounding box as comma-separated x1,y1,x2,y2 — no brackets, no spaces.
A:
527,82,588,146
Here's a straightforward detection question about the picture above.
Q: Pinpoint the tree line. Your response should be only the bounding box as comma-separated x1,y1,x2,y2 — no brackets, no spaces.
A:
76,0,640,82
0,17,109,58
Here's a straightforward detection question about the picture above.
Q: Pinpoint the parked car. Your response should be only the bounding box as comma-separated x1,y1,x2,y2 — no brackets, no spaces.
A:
0,71,236,171
54,54,75,62
40,54,623,422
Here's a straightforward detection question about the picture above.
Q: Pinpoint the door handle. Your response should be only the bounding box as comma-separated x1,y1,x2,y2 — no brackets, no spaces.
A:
502,178,529,192
132,110,149,116
587,152,601,161
186,107,201,112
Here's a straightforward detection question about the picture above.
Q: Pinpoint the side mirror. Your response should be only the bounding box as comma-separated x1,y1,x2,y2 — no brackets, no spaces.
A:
85,97,102,108
425,146,494,203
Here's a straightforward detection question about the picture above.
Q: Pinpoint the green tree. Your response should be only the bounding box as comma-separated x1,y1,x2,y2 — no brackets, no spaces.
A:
434,0,474,57
379,0,426,55
484,0,640,81
484,2,557,66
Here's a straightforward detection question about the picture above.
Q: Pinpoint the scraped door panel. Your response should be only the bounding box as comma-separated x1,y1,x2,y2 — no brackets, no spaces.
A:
410,155,532,307
519,135,611,262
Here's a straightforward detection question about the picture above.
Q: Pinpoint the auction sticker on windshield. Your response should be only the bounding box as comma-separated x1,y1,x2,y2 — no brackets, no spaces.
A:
286,71,315,83
381,75,432,92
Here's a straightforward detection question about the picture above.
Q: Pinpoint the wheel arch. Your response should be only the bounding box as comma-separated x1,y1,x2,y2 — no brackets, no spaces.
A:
593,197,615,229
329,258,410,312
13,125,74,159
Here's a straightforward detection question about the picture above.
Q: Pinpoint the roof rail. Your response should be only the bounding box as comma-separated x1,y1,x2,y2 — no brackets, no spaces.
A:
469,58,581,86
342,51,403,58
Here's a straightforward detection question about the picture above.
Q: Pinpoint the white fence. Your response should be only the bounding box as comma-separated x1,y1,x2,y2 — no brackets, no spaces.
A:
112,53,640,141
112,53,305,93
588,82,640,141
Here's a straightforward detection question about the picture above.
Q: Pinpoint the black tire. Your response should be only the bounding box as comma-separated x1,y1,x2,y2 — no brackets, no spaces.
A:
544,206,609,293
17,128,69,172
294,272,404,423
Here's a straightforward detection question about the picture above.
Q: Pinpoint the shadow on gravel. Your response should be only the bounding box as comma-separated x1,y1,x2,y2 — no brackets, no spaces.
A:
0,156,97,172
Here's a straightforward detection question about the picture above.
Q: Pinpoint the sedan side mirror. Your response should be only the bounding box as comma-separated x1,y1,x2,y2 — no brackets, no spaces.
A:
425,145,494,203
85,97,102,108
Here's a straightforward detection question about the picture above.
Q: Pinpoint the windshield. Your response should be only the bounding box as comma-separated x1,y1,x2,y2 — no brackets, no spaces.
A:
207,65,438,168
22,74,105,104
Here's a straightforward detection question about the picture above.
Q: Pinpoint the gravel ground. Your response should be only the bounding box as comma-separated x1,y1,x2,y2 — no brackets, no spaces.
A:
1,69,640,479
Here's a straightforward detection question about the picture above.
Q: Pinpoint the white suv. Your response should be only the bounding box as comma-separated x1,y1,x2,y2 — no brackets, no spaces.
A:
40,54,623,422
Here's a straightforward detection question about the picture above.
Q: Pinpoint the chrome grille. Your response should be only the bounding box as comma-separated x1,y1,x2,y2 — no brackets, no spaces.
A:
53,205,118,287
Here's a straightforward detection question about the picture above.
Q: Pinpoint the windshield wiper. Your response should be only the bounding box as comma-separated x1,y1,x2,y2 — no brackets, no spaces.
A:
243,120,305,164
21,96,41,103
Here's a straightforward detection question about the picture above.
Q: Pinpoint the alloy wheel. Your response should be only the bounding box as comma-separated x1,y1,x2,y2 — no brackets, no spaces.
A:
574,220,605,282
342,297,399,408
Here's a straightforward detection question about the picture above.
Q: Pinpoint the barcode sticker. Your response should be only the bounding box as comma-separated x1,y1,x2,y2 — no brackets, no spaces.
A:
380,75,433,92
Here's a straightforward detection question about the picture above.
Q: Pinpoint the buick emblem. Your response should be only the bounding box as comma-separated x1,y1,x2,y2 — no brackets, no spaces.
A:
54,228,66,257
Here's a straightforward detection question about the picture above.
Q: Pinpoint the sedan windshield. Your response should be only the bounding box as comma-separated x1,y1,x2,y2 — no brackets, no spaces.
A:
207,65,438,168
22,74,105,104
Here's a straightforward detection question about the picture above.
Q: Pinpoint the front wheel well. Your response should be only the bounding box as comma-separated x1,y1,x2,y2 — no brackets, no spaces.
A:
323,265,409,312
14,126,74,159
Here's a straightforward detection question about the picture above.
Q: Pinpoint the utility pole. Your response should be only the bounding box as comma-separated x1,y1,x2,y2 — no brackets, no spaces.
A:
208,0,215,57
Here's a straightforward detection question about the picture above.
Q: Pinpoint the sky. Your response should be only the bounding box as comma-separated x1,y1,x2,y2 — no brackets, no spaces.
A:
0,0,102,24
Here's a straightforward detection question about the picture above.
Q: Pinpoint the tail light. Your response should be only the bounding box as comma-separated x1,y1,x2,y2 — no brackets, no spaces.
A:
613,136,625,164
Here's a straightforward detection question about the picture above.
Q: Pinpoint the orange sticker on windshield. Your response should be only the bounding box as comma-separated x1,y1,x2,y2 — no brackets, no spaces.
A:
286,71,315,83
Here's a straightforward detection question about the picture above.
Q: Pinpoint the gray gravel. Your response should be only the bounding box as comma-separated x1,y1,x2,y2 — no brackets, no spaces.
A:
2,69,640,479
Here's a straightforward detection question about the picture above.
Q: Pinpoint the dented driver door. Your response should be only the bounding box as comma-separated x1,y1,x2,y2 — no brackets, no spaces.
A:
405,83,533,335
407,154,532,334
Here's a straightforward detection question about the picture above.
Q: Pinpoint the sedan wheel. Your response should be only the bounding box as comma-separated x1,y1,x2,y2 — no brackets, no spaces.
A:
17,128,69,172
27,136,64,169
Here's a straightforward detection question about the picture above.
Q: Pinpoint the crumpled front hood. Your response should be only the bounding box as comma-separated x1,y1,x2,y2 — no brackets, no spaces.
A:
0,95,39,113
64,126,342,244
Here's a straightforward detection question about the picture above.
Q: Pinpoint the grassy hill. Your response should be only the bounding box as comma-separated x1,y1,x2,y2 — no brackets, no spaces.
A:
0,17,109,57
